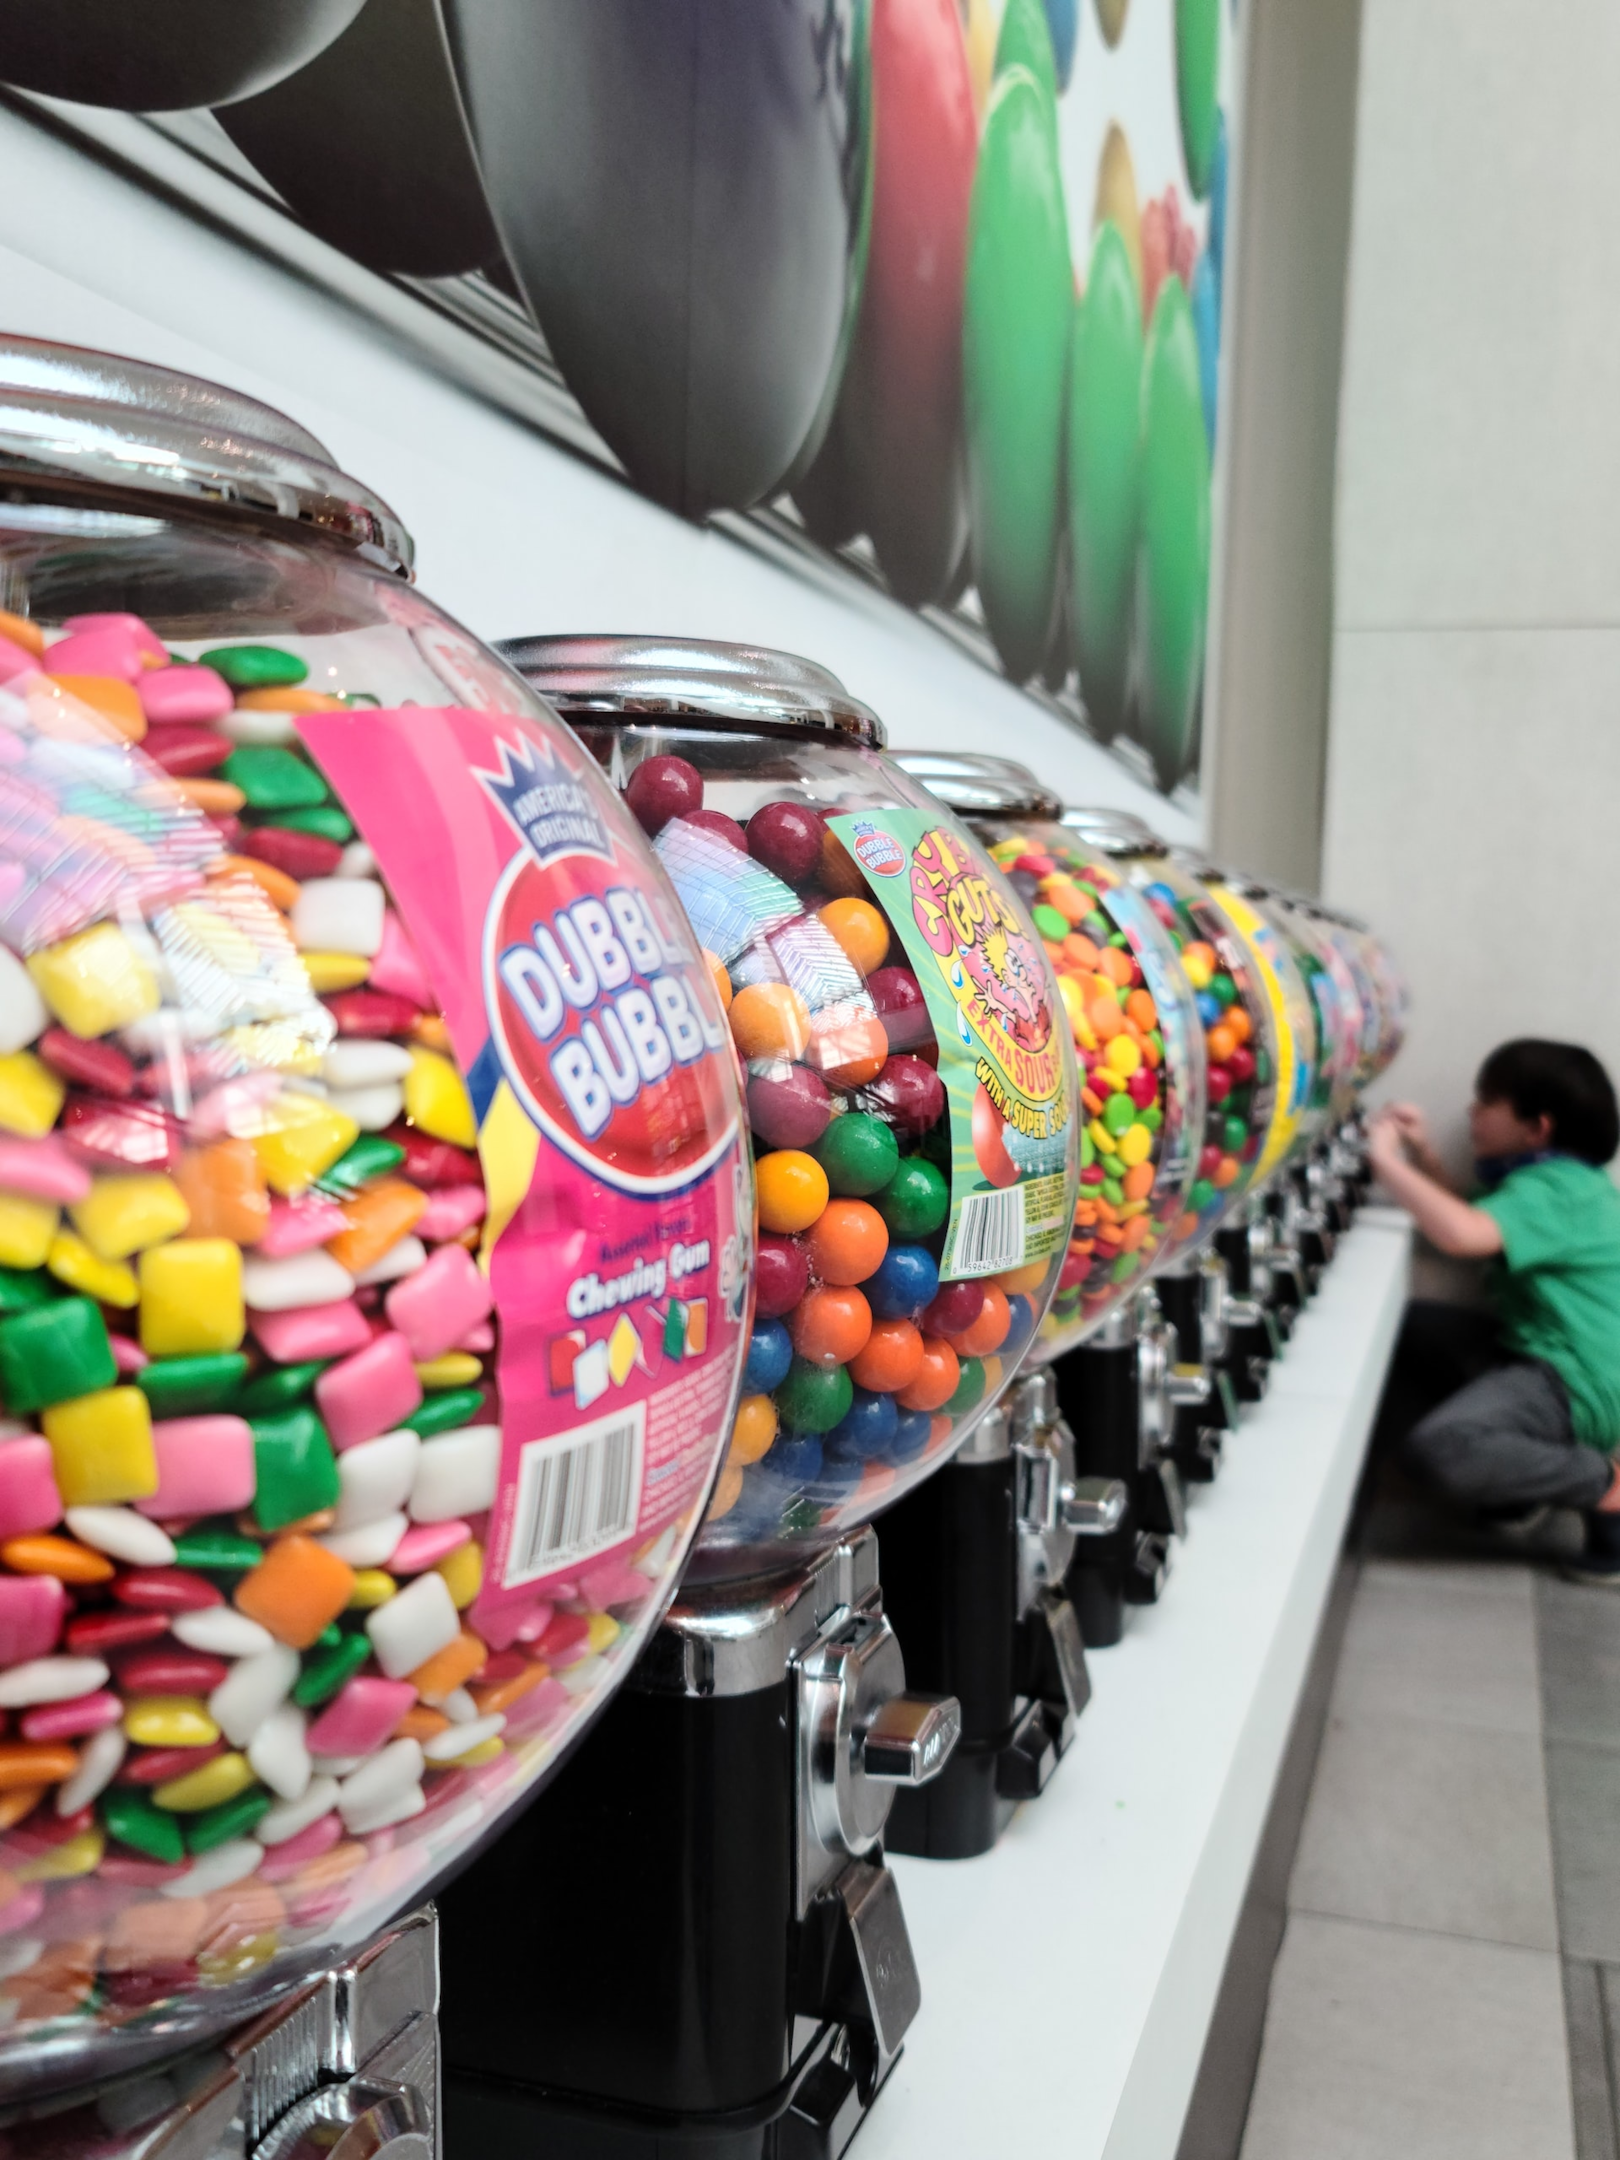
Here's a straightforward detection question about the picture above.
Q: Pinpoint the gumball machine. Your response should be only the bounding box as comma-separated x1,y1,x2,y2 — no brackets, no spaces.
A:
436,646,1079,2153
0,342,752,2153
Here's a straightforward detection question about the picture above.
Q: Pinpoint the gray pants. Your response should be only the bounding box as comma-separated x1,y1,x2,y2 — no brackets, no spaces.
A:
1404,1358,1613,1513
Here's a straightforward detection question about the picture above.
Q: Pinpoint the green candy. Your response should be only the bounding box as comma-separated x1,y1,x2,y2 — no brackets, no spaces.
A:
317,1134,406,1196
812,1113,900,1199
0,1268,57,1314
1031,903,1070,942
1111,1252,1138,1284
1138,276,1211,789
233,1360,328,1415
963,66,1072,684
1082,911,1112,943
1223,1115,1249,1153
1255,1048,1272,1086
0,1297,115,1414
1102,1091,1136,1137
201,644,309,690
186,1786,271,1854
783,1497,824,1535
1176,0,1221,199
876,1158,949,1241
172,1530,262,1572
251,1407,340,1530
775,1359,853,1435
269,805,355,843
316,1621,343,1648
1079,1127,1095,1170
411,1387,485,1436
293,1628,371,1709
946,1355,986,1416
1102,1177,1125,1207
1189,1177,1216,1212
1069,220,1143,741
220,745,329,812
1211,972,1237,1008
100,1788,184,1865
993,0,1058,102
1101,1154,1125,1181
138,1352,250,1419
1140,1104,1164,1133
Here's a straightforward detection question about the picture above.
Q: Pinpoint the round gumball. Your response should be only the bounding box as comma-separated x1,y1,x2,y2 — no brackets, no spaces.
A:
866,1243,939,1319
805,1199,889,1287
876,1157,949,1239
755,1149,830,1234
896,1335,960,1412
678,807,747,850
770,1432,825,1487
788,1285,873,1367
755,1233,810,1317
865,965,932,1052
731,982,812,1061
862,1054,945,1136
817,897,889,976
819,820,869,897
948,1285,1010,1357
747,800,824,882
947,1355,986,1414
849,1317,926,1395
705,950,733,1012
809,1010,889,1087
775,1357,855,1432
729,1394,779,1465
922,1278,984,1336
812,1111,900,1196
625,753,703,834
891,1407,933,1464
744,1319,794,1394
707,1463,746,1519
826,1387,899,1463
748,1063,832,1149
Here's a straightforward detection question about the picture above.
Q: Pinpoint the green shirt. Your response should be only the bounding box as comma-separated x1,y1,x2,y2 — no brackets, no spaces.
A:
1478,1156,1620,1447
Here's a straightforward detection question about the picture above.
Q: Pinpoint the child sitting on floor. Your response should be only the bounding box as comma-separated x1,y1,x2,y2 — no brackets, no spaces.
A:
1369,1039,1620,1583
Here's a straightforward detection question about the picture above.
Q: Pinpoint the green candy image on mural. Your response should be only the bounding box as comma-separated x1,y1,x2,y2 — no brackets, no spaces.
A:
994,0,1059,103
1068,219,1144,743
963,63,1071,688
1137,274,1212,789
1176,0,1221,199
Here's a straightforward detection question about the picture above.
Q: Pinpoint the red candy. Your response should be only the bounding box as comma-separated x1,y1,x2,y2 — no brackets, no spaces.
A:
61,1095,182,1172
625,755,703,836
143,727,231,778
861,1054,945,1136
754,1235,810,1319
114,1649,229,1696
865,966,933,1053
746,1065,831,1150
240,826,344,879
390,1126,483,1188
923,1280,985,1336
677,808,746,850
746,800,823,882
37,1028,134,1098
117,1741,226,1787
65,1611,170,1655
111,1569,223,1614
329,989,424,1038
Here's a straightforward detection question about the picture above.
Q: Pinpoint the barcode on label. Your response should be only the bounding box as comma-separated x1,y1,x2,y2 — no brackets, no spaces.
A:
503,1403,645,1587
952,1184,1026,1277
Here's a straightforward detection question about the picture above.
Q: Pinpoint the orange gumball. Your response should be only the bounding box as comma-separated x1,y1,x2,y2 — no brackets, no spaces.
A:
755,1149,829,1235
1224,1006,1252,1045
730,981,810,1060
1205,1022,1237,1064
1125,988,1157,1031
949,1285,1010,1358
820,824,869,897
1097,946,1134,988
818,898,890,977
1213,1156,1240,1188
704,949,733,1013
1088,996,1123,1042
850,1318,925,1394
790,1285,873,1367
729,1393,779,1465
896,1336,960,1412
1062,932,1102,971
809,1010,889,1086
806,1199,889,1286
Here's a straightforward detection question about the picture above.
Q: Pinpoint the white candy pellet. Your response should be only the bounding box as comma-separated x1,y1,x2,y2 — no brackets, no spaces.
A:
120,1008,215,1057
333,1428,420,1530
241,1249,355,1312
325,1081,404,1132
0,947,47,1055
63,1507,175,1568
367,1571,459,1680
319,1513,409,1569
441,1688,480,1724
409,1425,500,1524
208,1645,299,1748
161,1840,263,1898
423,1713,504,1764
220,707,298,745
57,1725,126,1814
355,1236,428,1287
342,1783,426,1837
337,1737,423,1821
337,840,378,879
257,1777,340,1846
0,1940,42,1984
172,1608,274,1658
560,1655,611,1697
322,1040,413,1090
292,877,386,958
0,1657,109,1707
248,1703,311,1802
311,1754,365,1778
637,1524,678,1579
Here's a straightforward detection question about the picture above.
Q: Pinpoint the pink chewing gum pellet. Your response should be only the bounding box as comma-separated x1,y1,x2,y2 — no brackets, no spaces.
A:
0,1133,92,1204
43,627,149,682
0,1438,63,1542
368,912,434,1008
505,1677,570,1738
315,1331,422,1449
0,1886,46,1937
390,1521,470,1574
186,1071,282,1142
252,1300,372,1364
0,636,38,686
578,1560,651,1612
0,1576,66,1665
258,1192,351,1259
139,1416,256,1519
304,1676,416,1758
136,665,233,726
385,1244,493,1362
109,1336,149,1374
21,1690,122,1742
63,612,168,662
414,1186,486,1244
258,1814,344,1881
456,1322,495,1354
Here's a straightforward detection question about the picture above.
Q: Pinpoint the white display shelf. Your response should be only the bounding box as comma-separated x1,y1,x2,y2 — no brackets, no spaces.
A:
865,1210,1412,2160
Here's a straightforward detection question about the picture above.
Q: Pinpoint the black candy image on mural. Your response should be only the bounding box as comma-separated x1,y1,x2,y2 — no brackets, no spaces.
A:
0,0,366,110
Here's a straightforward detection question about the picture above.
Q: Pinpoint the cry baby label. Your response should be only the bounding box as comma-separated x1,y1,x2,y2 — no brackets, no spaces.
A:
296,705,747,1635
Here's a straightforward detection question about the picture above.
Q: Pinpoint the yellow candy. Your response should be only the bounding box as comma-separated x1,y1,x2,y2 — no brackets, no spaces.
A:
404,1048,477,1148
197,1933,279,1985
586,1612,620,1655
0,1194,59,1270
122,1696,221,1749
0,1051,65,1139
435,1541,483,1610
153,1750,256,1813
1180,948,1214,991
46,1230,137,1308
71,1173,190,1262
138,1238,245,1357
43,1385,157,1506
250,1095,358,1196
1087,1117,1112,1155
26,922,159,1039
1117,1123,1153,1169
414,1353,482,1391
300,953,372,994
17,1828,104,1882
443,1737,504,1769
1104,1034,1143,1079
346,1569,398,1610
1057,975,1087,1032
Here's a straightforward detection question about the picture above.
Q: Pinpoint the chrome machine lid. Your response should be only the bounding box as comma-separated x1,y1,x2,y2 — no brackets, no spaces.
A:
1060,806,1171,858
0,334,412,574
891,750,1061,819
503,635,885,746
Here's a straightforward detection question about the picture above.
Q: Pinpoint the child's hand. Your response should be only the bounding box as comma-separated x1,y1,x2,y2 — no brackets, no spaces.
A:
1381,1102,1430,1151
1368,1115,1406,1178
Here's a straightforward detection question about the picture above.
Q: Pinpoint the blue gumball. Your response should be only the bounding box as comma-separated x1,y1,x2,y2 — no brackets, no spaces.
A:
812,1450,866,1500
890,1407,933,1465
1001,1293,1038,1364
744,1317,794,1394
1195,989,1222,1027
826,1387,900,1462
1192,251,1220,450
1042,0,1079,87
867,1243,939,1320
771,1432,824,1489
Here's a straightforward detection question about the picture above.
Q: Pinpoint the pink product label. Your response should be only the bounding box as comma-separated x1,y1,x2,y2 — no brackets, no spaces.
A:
299,708,748,1647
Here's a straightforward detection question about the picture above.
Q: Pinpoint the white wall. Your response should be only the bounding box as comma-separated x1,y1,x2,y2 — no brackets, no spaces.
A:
1322,0,1620,1192
0,98,1193,839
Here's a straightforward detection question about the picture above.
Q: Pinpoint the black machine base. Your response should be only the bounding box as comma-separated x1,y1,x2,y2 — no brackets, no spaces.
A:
886,1696,1067,1860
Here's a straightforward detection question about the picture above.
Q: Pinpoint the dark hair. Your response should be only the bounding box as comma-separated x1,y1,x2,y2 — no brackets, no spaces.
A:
1476,1040,1620,1165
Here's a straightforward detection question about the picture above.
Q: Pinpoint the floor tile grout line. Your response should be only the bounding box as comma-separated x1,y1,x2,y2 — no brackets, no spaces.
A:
1287,1902,1564,1960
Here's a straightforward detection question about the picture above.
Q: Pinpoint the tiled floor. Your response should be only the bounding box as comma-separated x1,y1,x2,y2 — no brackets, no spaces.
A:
1239,1552,1582,2159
